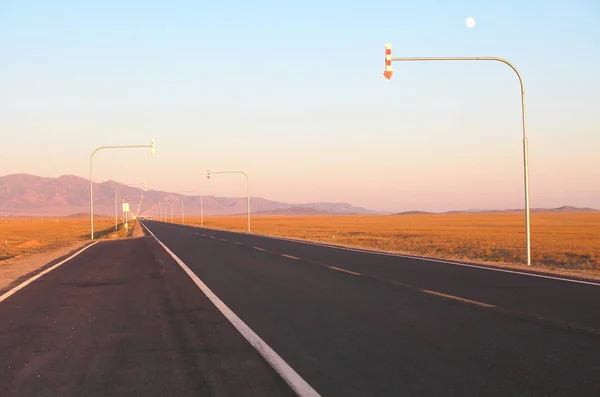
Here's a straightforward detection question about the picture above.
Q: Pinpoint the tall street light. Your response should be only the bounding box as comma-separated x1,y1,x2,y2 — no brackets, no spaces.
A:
157,204,165,221
122,194,143,226
383,44,532,266
89,139,156,239
159,199,174,223
165,194,184,224
176,190,205,226
114,181,147,230
165,197,175,223
207,170,250,232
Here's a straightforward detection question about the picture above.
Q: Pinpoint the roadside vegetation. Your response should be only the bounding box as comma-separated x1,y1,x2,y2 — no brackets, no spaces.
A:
187,212,600,275
0,217,130,263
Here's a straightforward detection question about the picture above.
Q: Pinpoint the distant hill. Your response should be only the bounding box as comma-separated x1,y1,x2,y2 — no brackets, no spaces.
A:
394,211,433,215
444,206,598,214
248,206,335,216
0,173,380,216
536,206,598,213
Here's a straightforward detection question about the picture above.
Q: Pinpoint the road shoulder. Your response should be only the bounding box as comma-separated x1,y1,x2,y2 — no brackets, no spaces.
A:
0,240,90,295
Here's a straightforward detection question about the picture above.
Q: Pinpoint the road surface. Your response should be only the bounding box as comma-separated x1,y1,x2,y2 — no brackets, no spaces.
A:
1,220,599,396
0,236,295,396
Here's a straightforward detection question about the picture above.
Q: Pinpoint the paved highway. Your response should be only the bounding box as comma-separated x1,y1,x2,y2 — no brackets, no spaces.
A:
141,221,600,396
0,236,296,396
1,220,599,396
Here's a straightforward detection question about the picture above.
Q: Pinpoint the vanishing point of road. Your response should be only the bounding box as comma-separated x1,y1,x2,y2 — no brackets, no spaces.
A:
1,221,599,396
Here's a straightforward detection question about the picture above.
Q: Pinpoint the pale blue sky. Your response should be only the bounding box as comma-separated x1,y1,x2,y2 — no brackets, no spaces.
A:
1,0,599,211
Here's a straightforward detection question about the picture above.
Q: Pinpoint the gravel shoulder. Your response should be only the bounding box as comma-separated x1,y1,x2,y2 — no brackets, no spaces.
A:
0,240,90,294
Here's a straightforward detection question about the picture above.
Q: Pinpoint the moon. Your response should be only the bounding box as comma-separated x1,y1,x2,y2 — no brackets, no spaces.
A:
465,17,476,28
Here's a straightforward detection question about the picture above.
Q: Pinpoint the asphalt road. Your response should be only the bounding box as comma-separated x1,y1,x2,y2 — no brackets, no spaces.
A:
0,235,296,397
141,221,600,397
1,221,599,396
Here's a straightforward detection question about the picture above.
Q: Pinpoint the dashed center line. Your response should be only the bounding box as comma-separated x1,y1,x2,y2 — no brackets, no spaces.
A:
421,289,495,308
166,224,498,312
329,266,361,276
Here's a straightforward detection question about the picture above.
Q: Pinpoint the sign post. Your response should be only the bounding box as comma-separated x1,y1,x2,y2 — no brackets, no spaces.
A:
122,202,130,231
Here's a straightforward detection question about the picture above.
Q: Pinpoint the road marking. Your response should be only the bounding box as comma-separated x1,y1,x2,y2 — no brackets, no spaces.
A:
197,228,600,287
329,266,361,276
141,222,320,397
0,241,100,304
421,289,495,308
233,242,242,245
253,246,266,251
220,238,228,242
209,236,215,239
281,254,300,260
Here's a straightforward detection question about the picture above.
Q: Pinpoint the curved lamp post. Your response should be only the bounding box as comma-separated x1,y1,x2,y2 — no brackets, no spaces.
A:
114,181,147,230
89,140,155,239
383,44,531,266
207,170,250,232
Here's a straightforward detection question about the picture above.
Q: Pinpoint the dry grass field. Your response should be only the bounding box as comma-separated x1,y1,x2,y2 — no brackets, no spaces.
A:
186,212,600,273
0,217,121,263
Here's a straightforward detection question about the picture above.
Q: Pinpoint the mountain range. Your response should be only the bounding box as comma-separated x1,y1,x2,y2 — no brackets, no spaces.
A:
0,174,596,217
0,174,382,216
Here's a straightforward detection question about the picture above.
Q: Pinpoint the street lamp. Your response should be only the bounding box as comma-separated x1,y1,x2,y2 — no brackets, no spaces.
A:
383,44,532,266
89,139,156,239
175,190,205,226
165,197,176,223
164,194,184,224
114,181,147,230
207,170,250,232
122,194,143,227
159,199,174,223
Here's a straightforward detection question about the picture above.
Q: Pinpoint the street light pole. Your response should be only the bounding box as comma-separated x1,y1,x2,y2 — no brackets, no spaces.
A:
163,197,175,223
159,200,173,223
122,195,143,227
175,191,206,226
114,181,147,230
171,193,185,224
89,140,155,239
207,170,250,232
158,203,165,221
384,45,531,266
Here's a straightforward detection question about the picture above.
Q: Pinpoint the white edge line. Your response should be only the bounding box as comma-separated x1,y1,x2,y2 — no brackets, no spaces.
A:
0,241,100,304
181,225,600,287
141,222,320,397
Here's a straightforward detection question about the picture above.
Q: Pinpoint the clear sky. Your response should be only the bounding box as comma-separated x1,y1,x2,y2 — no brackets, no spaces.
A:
1,0,599,212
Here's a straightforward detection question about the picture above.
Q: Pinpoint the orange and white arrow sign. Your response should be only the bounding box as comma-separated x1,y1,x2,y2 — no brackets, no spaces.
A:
384,44,393,80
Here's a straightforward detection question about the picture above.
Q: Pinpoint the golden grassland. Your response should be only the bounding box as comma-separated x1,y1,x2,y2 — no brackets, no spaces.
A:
186,212,600,272
0,217,125,263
